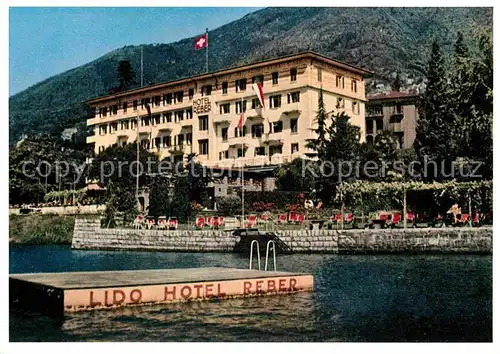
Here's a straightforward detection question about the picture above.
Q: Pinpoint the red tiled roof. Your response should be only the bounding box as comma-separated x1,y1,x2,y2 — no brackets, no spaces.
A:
367,91,420,101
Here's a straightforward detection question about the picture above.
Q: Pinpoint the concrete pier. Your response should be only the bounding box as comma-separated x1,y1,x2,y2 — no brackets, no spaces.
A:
10,267,314,316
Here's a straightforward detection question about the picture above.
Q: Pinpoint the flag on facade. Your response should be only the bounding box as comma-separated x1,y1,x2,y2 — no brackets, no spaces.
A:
145,102,152,119
237,113,245,132
252,82,265,108
194,33,208,50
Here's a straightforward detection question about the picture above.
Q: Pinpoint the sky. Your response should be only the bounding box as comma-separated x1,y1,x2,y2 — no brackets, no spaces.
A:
9,7,259,95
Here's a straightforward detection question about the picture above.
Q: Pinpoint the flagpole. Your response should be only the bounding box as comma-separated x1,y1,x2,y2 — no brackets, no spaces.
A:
136,46,144,210
241,97,244,228
205,28,209,73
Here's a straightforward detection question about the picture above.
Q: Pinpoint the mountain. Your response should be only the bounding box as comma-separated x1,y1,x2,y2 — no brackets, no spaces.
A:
9,7,492,144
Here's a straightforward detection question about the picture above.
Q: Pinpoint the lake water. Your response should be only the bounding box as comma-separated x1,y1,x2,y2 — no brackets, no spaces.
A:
9,245,492,342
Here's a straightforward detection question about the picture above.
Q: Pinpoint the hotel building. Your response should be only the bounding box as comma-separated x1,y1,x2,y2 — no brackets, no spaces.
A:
86,51,371,168
365,91,420,149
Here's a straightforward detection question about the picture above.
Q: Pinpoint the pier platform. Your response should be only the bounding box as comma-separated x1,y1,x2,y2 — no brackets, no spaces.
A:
10,267,314,316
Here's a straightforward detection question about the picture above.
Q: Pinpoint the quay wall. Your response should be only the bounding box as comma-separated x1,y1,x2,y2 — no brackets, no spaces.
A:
71,219,492,254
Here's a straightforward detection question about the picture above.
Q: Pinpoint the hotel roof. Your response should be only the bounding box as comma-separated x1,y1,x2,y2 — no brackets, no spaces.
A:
367,91,420,101
87,51,372,105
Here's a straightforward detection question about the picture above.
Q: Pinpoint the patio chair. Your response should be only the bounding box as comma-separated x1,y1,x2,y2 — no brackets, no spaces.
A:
157,216,167,230
388,212,401,227
218,216,225,227
195,216,205,229
277,214,287,224
472,212,481,226
456,213,470,226
133,215,145,229
296,213,306,224
168,217,178,230
206,217,213,228
212,218,220,229
288,212,297,223
344,213,354,224
259,214,270,224
246,215,257,228
406,212,415,225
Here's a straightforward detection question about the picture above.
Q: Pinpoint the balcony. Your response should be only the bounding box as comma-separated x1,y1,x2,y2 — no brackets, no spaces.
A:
169,144,188,155
366,107,383,117
213,114,232,124
228,136,249,147
282,102,301,115
181,120,193,128
245,108,264,120
264,132,284,145
86,135,96,144
391,108,404,117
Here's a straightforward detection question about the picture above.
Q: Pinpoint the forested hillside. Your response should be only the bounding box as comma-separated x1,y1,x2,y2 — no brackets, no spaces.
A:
9,7,492,143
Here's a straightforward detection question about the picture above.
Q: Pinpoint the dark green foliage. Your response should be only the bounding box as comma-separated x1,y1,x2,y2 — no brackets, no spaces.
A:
216,196,242,216
116,60,136,91
147,175,171,217
243,191,309,211
306,89,328,158
275,158,317,192
9,214,76,244
391,73,402,92
9,8,492,144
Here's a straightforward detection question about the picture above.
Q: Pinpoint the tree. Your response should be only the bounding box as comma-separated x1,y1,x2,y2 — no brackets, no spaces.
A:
275,158,317,192
117,60,136,91
147,175,171,216
392,73,402,92
305,88,328,159
414,40,456,181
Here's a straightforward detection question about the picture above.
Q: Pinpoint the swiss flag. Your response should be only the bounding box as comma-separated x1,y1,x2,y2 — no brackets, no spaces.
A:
194,33,208,50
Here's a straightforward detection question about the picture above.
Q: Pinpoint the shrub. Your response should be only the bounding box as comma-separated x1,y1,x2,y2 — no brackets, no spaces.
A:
216,196,242,216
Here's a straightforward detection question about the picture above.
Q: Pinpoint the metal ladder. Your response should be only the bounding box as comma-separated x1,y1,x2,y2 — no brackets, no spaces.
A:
249,240,276,271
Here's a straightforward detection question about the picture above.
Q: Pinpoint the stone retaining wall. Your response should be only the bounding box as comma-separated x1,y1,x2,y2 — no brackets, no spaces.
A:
72,219,492,254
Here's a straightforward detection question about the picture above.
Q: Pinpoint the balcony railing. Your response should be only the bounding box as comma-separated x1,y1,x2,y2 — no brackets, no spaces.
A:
282,102,301,115
366,107,383,117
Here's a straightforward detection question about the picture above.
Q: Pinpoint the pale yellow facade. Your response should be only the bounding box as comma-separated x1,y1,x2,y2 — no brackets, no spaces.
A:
86,52,369,168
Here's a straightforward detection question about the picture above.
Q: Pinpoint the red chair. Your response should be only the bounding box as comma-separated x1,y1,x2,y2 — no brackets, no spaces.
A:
379,213,389,221
168,217,178,230
296,213,305,224
259,214,269,223
288,212,297,223
331,214,342,223
212,218,220,229
389,213,401,227
206,217,213,228
195,216,205,229
473,212,480,226
277,214,287,224
218,216,225,227
406,212,415,223
157,216,167,230
457,213,470,225
133,215,145,229
344,213,354,224
246,215,257,228
146,217,156,230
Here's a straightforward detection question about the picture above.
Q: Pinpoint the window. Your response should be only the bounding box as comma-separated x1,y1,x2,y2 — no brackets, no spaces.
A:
131,119,137,129
133,100,138,111
235,79,246,92
141,98,150,110
235,100,247,114
201,85,212,96
96,108,101,118
222,81,228,94
153,115,161,125
251,98,262,109
337,97,345,108
352,101,360,115
395,104,403,114
165,93,173,105
287,91,300,103
163,112,172,123
376,119,383,131
155,137,161,149
163,136,171,148
199,115,209,131
221,127,228,142
175,91,183,103
272,72,279,85
174,110,184,122
141,117,150,126
220,103,230,114
255,147,266,156
186,133,192,145
269,145,283,155
98,146,105,153
219,150,229,160
110,122,118,133
317,68,322,82
99,125,107,135
272,121,283,133
120,120,129,130
111,105,118,115
252,75,264,85
186,108,193,119
351,79,357,93
177,134,185,146
234,126,247,137
237,148,246,158
290,68,297,81
154,96,161,107
269,95,281,109
188,88,194,100
198,139,209,155
366,119,374,134
123,102,128,113
336,75,345,88
291,143,299,154
251,124,264,138
102,107,108,117
290,119,298,134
